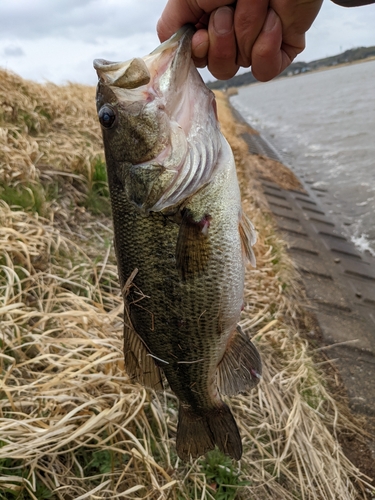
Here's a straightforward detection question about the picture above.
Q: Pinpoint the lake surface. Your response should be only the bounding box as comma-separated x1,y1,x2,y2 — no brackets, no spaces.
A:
231,60,375,256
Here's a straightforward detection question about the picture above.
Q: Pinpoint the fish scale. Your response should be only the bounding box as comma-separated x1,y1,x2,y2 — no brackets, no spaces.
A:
94,25,262,460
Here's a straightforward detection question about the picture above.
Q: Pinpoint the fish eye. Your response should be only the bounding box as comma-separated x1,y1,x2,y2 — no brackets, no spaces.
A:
98,105,116,128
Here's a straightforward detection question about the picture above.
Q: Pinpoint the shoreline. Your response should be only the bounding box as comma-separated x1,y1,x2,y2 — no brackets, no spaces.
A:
265,55,375,84
229,56,375,91
297,54,375,73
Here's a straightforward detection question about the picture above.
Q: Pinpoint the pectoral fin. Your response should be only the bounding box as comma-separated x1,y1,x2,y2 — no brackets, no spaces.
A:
118,163,166,211
239,211,257,267
123,323,163,391
217,326,262,396
176,208,211,280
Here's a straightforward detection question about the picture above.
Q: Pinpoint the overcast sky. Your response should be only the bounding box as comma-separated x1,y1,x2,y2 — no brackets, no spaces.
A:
1,0,375,86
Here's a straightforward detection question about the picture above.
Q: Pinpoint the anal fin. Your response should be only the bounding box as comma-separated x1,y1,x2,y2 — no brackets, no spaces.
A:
123,323,163,391
239,211,257,267
217,326,262,396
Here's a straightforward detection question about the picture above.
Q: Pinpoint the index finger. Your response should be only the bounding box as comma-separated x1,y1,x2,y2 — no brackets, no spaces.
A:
157,0,231,42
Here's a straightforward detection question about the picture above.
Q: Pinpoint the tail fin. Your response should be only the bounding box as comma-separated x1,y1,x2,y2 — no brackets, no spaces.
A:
176,403,242,461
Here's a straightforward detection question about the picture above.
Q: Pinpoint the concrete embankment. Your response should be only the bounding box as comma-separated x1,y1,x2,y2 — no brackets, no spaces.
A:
225,95,375,478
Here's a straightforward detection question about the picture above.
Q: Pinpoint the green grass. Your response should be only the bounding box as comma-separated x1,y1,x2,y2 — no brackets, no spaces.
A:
0,183,46,215
74,445,127,478
197,450,250,500
0,452,53,500
0,440,128,499
83,158,111,216
0,157,112,218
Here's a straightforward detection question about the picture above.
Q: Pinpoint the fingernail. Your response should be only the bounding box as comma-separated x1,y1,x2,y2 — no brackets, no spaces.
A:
263,9,278,33
213,7,233,35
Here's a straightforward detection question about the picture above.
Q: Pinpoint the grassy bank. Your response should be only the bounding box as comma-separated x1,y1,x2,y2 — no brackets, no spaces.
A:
0,68,372,499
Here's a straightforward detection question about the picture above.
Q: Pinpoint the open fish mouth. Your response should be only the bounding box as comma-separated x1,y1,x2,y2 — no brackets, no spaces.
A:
93,25,195,94
93,26,220,214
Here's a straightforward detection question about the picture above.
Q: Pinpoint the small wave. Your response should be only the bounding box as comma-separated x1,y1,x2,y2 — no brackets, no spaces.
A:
308,143,323,152
351,234,375,257
312,181,329,189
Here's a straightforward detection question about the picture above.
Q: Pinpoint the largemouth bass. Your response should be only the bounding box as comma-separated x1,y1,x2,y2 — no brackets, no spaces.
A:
94,26,261,461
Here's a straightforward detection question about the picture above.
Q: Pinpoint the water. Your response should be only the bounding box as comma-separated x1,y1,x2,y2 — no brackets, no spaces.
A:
231,60,375,256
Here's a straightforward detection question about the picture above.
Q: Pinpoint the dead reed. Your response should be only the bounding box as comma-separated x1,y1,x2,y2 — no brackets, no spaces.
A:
0,69,372,499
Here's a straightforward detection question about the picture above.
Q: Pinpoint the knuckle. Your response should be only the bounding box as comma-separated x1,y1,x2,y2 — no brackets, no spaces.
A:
237,51,251,68
193,57,208,68
209,63,238,80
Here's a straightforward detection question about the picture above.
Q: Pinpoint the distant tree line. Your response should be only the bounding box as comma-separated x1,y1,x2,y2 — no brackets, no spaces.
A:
207,45,375,89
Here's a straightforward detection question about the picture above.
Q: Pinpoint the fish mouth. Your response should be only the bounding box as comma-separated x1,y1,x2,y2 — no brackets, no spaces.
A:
93,25,195,92
94,24,218,214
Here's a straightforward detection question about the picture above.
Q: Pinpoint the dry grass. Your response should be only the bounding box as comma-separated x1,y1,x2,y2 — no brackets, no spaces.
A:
0,70,101,184
0,69,373,499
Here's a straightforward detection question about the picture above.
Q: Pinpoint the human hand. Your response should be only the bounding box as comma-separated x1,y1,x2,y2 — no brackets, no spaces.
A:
157,0,324,81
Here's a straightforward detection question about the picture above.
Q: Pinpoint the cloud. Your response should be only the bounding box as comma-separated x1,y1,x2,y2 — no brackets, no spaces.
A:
299,1,375,62
0,0,374,85
0,30,161,86
3,45,25,57
0,0,164,43
0,0,166,84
